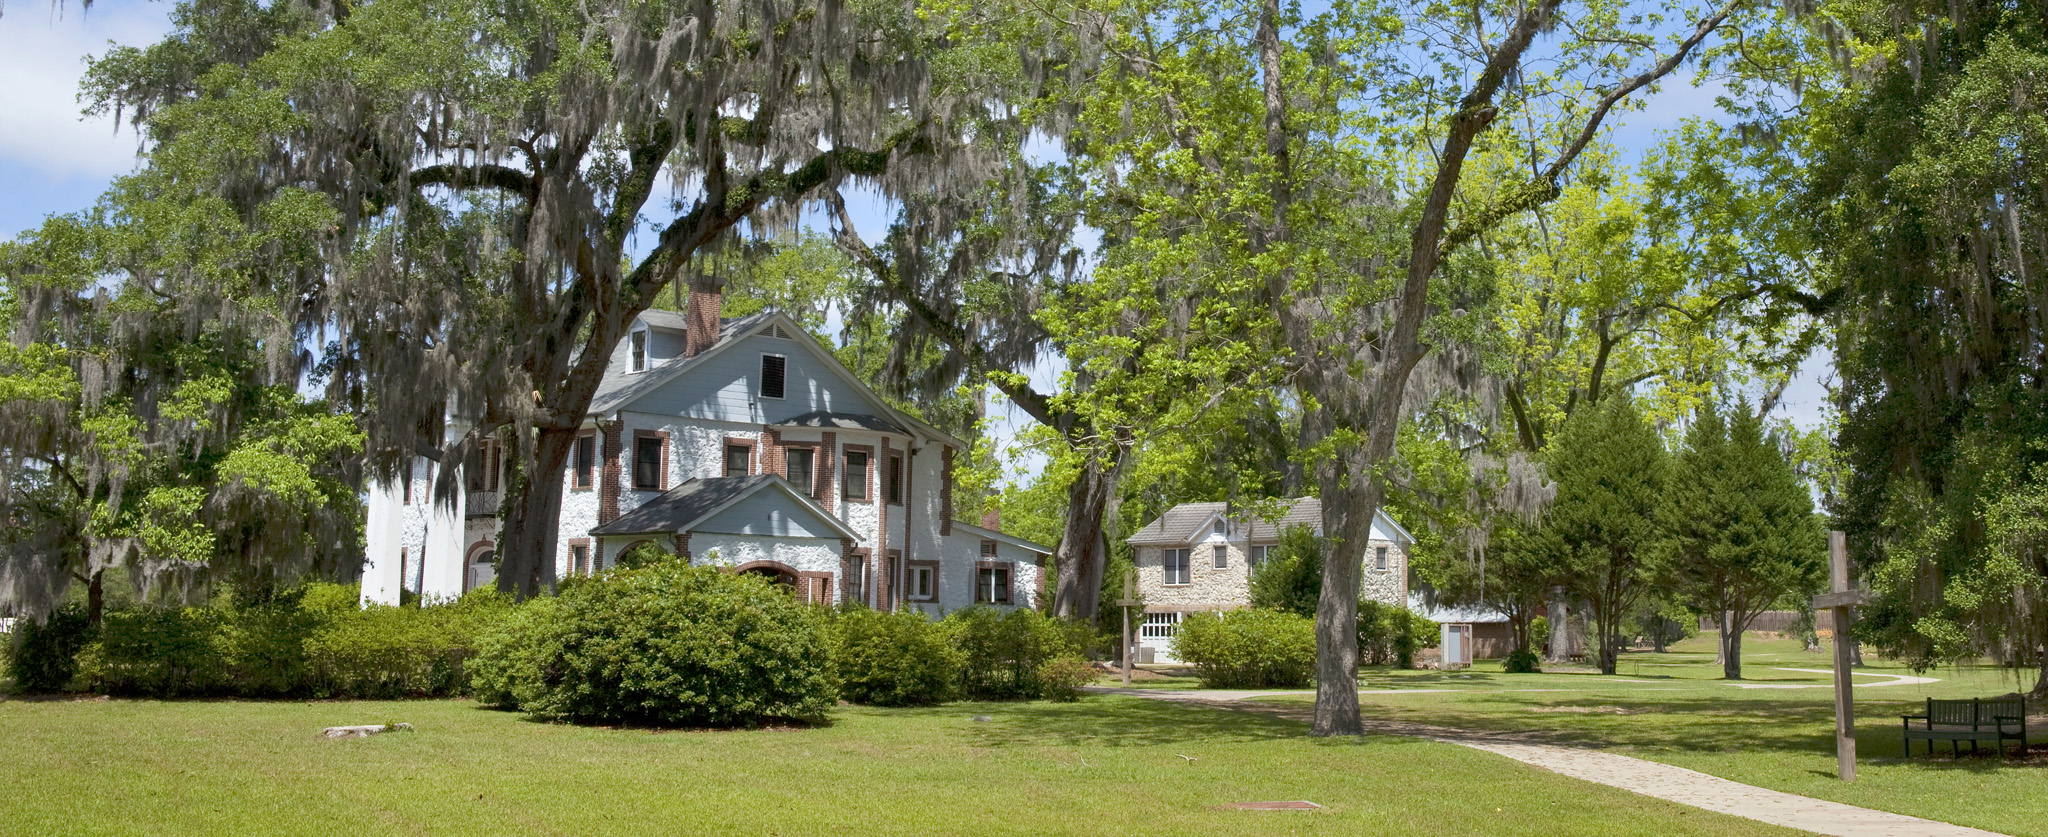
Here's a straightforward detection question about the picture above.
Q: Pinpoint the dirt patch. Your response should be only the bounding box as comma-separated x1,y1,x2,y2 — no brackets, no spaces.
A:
1528,705,1647,715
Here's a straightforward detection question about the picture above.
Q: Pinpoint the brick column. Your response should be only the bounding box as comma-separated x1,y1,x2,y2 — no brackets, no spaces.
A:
940,446,955,536
840,538,859,606
598,419,625,525
818,431,837,513
673,532,691,561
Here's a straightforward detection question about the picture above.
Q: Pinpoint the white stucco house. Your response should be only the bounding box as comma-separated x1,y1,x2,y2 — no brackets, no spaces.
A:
1124,498,1415,663
359,290,1049,614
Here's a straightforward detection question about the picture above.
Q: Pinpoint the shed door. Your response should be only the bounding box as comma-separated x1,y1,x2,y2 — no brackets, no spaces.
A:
1442,624,1467,665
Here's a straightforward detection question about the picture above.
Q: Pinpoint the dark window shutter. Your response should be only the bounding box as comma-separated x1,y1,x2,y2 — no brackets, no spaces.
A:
760,355,786,398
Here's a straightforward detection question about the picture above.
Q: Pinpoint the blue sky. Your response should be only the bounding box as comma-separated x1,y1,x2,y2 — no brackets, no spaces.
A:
1,1,1831,471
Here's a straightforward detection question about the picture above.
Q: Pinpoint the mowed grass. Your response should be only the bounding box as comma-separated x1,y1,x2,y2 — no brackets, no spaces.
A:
1248,634,2048,836
0,695,1806,837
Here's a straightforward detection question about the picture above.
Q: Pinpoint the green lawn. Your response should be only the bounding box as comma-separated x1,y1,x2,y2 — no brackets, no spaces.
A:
0,695,1805,836
1245,635,2048,837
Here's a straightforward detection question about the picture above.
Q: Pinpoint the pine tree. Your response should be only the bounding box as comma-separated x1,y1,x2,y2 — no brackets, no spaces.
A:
1661,402,1824,679
1538,396,1668,675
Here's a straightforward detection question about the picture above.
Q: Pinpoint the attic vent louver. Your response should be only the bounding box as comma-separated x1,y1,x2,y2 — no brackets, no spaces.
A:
768,324,794,339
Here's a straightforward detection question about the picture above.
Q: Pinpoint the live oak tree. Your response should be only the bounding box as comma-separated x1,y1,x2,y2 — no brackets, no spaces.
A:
1061,0,1746,734
1659,401,1823,679
86,0,1037,596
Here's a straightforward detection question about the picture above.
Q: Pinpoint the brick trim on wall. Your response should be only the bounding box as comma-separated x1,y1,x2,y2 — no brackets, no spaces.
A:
904,558,939,601
673,531,691,560
570,430,597,492
940,446,955,536
843,547,872,609
722,436,757,477
567,537,593,577
598,420,625,524
631,429,672,492
839,538,859,606
818,431,837,514
877,439,897,609
841,443,875,504
975,559,1014,605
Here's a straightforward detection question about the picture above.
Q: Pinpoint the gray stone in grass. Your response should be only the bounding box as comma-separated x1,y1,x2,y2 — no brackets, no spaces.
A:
972,715,992,723
320,723,414,739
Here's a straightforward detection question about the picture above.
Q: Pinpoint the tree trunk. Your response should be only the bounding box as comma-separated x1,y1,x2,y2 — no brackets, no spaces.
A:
1310,457,1377,736
1714,610,1731,667
496,426,578,598
2029,650,2048,702
1721,621,1743,680
86,568,104,627
1053,452,1119,622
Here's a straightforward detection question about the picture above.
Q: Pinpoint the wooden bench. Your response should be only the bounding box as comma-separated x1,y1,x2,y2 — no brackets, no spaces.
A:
1900,697,2028,759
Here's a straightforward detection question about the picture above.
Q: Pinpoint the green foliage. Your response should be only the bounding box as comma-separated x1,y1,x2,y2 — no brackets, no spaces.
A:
1357,600,1436,669
1659,401,1823,677
77,607,230,697
1530,616,1552,652
6,604,96,693
1502,648,1542,674
471,563,835,726
1171,609,1316,689
1247,525,1323,619
829,607,961,707
305,588,514,699
942,606,1086,701
1537,396,1670,675
612,541,672,571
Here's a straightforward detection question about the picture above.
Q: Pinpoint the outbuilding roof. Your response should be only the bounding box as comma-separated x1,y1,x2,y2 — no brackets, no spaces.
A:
1124,497,1415,547
771,410,910,436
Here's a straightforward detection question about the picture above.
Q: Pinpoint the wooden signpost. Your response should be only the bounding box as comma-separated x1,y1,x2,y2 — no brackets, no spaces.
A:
1811,530,1868,782
1117,573,1140,687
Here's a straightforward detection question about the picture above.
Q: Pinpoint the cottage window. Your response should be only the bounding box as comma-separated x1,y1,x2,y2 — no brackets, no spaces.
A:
759,354,787,399
629,330,648,373
1213,544,1228,569
573,434,596,489
633,436,663,491
1163,548,1190,586
976,565,1012,605
886,455,903,503
907,566,935,600
1248,544,1272,566
844,451,869,500
787,448,814,495
845,554,867,607
980,540,998,558
1375,546,1389,571
570,544,590,576
724,443,750,478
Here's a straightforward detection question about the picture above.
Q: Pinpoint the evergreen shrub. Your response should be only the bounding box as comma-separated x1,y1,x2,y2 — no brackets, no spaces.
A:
470,562,835,726
1503,647,1542,673
6,604,95,693
1171,609,1315,689
829,607,960,706
943,606,1088,700
77,607,230,697
307,586,513,698
1357,599,1435,668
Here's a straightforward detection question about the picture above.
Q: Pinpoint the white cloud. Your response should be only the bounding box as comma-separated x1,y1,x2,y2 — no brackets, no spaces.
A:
0,2,172,181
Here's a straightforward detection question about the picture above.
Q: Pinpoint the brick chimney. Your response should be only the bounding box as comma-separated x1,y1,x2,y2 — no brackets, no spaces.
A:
981,504,1001,533
685,273,723,357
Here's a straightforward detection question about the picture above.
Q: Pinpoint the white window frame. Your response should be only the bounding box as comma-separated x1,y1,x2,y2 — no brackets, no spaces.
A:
907,566,935,601
1375,546,1389,571
759,353,788,399
1210,518,1227,538
1140,611,1183,640
1163,548,1190,586
1248,544,1272,566
629,329,648,373
1212,544,1228,569
976,565,1012,605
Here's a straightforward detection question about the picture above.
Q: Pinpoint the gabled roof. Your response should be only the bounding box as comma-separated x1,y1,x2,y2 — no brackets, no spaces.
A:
634,308,691,332
1124,497,1415,547
588,310,966,450
590,311,774,414
955,522,1053,556
589,475,863,541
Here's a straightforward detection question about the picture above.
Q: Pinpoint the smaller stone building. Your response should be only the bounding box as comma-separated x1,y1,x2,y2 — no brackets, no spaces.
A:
1124,498,1414,664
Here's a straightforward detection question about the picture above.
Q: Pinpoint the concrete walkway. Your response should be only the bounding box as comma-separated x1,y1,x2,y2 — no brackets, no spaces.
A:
1088,686,2012,837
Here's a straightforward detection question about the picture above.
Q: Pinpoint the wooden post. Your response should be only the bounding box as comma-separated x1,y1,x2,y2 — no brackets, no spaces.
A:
1118,573,1139,687
1812,530,1867,782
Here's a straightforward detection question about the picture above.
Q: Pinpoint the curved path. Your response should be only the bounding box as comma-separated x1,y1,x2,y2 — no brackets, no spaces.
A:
1087,685,2011,837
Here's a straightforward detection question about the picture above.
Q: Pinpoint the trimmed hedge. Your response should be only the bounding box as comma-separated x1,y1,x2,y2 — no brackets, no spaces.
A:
943,606,1091,701
830,607,960,706
6,604,96,694
470,562,836,727
1171,609,1316,689
56,583,513,699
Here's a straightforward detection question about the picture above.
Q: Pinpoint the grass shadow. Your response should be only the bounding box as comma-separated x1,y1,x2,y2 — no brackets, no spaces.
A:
961,695,1307,748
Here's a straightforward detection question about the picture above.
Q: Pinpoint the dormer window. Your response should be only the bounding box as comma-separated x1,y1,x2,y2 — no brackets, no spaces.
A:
1211,518,1227,539
630,330,648,373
